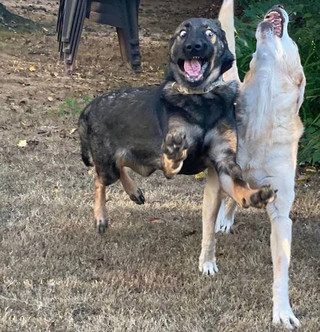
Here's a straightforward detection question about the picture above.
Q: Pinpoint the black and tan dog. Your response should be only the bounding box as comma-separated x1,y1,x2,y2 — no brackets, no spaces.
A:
79,18,276,273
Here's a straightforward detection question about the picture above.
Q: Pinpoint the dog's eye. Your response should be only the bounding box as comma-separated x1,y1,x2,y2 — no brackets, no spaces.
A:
179,30,187,38
205,29,214,37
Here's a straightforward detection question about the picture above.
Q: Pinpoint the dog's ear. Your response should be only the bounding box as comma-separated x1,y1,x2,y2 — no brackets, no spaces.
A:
165,63,175,81
165,36,177,81
206,18,221,29
220,46,234,75
213,19,221,28
218,28,234,75
168,35,175,50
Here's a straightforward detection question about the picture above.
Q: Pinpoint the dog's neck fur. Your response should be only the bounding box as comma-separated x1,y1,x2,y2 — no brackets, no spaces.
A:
166,76,224,95
239,22,304,142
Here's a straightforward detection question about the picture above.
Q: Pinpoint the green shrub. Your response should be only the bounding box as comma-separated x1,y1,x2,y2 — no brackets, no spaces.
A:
235,0,320,164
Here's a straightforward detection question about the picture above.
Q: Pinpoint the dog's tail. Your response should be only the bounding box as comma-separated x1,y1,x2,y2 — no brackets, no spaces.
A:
218,0,240,83
78,112,94,167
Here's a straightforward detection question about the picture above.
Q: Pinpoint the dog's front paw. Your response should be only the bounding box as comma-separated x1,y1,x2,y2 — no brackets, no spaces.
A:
95,218,108,234
273,305,300,330
162,131,187,160
199,261,219,276
129,188,145,205
162,131,187,178
246,185,277,208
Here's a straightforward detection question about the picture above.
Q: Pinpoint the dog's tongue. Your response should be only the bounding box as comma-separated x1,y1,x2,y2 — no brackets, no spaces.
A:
184,59,201,77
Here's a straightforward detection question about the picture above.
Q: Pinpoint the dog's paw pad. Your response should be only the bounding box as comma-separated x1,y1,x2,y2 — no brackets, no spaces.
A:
129,188,145,205
162,131,187,161
249,185,277,208
95,219,108,234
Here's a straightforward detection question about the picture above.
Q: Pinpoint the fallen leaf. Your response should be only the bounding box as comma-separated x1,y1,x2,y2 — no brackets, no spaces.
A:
17,140,27,147
306,166,316,173
296,174,311,183
29,66,36,72
195,172,205,180
69,128,77,134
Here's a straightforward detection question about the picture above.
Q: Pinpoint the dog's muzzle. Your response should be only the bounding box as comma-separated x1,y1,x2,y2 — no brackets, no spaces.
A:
264,5,286,37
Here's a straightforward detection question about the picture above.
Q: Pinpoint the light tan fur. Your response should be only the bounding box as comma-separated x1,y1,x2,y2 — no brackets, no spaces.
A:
162,149,188,179
216,1,306,329
94,174,107,227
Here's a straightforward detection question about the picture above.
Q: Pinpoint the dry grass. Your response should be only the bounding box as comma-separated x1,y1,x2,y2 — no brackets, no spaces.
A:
1,1,319,331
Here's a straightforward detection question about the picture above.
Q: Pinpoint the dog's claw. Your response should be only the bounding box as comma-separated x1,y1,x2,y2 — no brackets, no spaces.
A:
242,198,250,208
200,261,219,276
273,307,300,330
129,188,145,205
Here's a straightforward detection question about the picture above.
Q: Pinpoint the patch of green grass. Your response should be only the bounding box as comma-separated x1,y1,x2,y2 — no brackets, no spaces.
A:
59,96,92,116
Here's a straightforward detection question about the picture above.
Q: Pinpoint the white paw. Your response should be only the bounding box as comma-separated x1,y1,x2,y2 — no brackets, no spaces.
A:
200,261,219,276
215,217,233,233
215,199,235,233
273,305,300,330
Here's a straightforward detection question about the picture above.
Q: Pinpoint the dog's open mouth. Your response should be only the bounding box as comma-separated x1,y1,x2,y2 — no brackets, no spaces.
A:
178,57,209,83
265,10,284,37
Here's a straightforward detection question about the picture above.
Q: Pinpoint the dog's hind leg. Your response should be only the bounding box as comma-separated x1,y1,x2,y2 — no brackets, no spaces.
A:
199,166,221,275
120,167,145,205
266,176,300,330
94,173,108,234
215,198,237,233
161,131,188,179
93,162,120,233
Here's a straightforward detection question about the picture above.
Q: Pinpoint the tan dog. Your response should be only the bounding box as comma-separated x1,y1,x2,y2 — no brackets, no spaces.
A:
216,0,306,329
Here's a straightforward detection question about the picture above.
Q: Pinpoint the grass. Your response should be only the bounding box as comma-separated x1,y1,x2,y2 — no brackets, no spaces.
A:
1,149,320,331
0,1,319,331
59,96,92,116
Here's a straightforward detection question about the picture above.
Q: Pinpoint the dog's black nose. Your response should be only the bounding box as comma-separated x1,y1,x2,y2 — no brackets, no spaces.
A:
184,41,207,54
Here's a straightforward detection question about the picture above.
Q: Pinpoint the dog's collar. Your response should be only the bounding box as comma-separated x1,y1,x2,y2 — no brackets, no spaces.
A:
167,77,224,95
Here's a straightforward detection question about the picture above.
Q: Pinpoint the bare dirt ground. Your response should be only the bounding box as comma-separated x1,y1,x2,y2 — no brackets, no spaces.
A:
0,1,319,331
